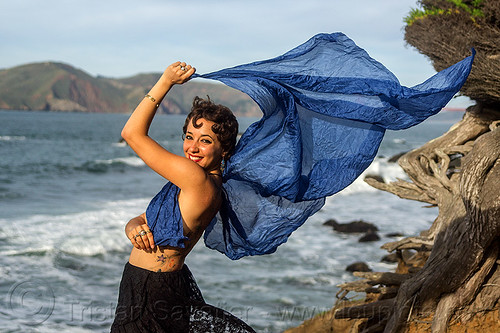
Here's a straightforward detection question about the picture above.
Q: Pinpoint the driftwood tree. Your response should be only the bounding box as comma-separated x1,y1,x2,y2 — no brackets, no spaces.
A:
335,1,500,332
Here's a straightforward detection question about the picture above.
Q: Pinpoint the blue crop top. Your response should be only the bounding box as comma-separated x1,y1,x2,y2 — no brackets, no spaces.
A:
145,182,191,248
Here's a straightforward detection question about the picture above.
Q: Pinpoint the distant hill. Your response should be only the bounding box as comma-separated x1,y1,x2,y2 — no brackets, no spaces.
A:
0,62,261,116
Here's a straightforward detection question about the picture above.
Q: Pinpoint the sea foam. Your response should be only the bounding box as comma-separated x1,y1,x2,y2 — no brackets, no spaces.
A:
1,197,149,257
336,157,407,196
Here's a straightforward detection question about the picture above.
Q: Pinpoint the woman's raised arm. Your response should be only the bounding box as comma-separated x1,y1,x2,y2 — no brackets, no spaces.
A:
120,62,210,191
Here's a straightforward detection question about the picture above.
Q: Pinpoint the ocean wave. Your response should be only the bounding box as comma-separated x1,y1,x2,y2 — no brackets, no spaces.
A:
77,156,145,173
2,197,149,257
0,135,26,141
279,273,339,288
392,138,406,144
0,185,25,200
0,162,72,177
337,157,407,196
111,141,128,148
0,247,52,257
1,156,146,178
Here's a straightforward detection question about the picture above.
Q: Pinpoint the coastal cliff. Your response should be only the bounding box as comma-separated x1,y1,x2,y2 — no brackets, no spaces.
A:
0,62,260,116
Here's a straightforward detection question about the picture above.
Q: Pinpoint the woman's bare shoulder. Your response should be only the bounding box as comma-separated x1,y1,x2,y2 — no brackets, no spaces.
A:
178,175,222,224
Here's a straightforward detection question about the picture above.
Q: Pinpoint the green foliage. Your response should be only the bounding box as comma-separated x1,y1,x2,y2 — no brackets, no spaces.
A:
404,0,484,26
448,0,484,16
404,7,450,25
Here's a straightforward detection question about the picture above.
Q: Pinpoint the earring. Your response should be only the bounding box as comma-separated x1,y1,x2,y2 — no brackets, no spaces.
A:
220,160,226,173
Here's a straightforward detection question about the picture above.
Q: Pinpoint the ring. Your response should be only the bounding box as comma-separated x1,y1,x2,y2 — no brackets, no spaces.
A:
180,66,186,71
139,230,147,236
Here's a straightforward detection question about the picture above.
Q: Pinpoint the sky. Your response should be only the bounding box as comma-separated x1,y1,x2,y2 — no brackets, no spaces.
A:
0,0,472,107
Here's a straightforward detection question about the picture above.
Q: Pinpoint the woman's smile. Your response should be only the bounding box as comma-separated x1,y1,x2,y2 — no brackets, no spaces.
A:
188,154,203,163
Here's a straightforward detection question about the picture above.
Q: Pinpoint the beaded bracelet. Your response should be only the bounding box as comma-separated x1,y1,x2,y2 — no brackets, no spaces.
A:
144,94,159,108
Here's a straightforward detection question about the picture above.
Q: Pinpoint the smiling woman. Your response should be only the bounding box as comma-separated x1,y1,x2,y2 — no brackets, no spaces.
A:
112,62,255,332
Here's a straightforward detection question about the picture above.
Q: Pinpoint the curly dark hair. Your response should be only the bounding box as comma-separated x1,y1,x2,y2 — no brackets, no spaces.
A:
183,96,239,161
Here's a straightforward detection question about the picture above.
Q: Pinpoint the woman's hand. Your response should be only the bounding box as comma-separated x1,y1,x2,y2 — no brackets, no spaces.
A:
125,213,155,251
159,61,196,87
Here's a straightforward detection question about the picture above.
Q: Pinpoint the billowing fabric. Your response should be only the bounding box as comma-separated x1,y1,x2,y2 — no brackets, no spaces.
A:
111,262,256,333
193,32,474,260
146,182,188,248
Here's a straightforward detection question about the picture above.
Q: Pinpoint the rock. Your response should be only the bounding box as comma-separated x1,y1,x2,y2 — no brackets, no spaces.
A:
346,262,372,272
381,253,399,263
323,219,378,234
385,232,404,238
358,231,381,242
322,219,338,227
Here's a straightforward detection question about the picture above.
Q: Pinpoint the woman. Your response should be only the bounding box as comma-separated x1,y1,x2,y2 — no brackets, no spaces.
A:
111,61,255,332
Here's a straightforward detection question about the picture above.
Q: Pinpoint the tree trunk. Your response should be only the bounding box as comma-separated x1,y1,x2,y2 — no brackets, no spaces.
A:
383,105,500,332
335,104,500,332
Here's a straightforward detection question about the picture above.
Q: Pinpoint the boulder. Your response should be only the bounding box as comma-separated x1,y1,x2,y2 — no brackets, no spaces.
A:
358,231,381,242
381,253,399,263
346,262,372,272
323,219,378,234
385,232,404,238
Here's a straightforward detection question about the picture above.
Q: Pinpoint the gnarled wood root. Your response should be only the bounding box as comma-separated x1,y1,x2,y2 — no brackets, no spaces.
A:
366,108,496,249
383,123,500,332
337,107,500,333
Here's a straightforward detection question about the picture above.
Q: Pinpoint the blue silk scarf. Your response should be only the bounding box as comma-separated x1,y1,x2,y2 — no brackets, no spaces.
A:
186,33,473,259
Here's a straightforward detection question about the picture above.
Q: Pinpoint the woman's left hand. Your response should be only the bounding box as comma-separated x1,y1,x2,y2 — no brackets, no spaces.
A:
128,224,155,251
160,61,196,86
125,213,155,251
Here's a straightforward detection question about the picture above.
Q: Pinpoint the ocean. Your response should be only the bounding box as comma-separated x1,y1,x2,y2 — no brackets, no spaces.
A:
0,109,464,332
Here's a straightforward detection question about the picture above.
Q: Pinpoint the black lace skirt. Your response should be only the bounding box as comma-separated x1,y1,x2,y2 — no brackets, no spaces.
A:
111,262,255,333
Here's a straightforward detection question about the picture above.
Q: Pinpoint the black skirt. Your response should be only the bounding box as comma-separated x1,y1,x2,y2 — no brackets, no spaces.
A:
111,262,255,333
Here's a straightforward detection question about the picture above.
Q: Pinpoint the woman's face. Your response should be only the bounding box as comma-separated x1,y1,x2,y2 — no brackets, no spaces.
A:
183,118,224,173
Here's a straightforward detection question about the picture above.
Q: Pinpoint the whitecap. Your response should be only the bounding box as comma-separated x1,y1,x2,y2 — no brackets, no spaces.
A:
112,141,127,147
3,197,149,257
241,284,270,293
277,296,296,305
0,135,26,141
78,156,146,173
336,157,407,196
93,156,145,167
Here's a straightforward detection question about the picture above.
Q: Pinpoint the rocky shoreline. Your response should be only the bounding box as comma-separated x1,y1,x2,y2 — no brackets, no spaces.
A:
284,220,500,333
282,211,500,332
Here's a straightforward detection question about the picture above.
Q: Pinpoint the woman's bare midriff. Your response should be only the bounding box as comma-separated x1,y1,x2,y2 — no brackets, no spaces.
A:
128,227,204,272
129,246,187,272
